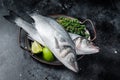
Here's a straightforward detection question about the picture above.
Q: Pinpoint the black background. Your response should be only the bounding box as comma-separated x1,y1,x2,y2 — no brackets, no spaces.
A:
0,0,120,80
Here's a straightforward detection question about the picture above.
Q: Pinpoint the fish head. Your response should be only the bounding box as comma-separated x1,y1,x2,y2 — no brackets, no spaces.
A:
54,34,79,72
76,38,99,55
64,52,79,72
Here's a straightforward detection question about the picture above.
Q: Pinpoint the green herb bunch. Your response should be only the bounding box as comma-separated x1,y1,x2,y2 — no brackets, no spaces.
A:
57,17,89,38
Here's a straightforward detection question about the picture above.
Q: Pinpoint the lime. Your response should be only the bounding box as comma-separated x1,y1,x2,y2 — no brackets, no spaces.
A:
31,41,43,54
42,47,54,62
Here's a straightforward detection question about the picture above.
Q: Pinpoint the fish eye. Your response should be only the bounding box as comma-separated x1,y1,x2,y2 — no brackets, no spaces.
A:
88,46,92,48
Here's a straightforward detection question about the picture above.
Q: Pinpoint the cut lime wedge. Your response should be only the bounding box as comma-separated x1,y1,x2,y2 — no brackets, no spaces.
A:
31,41,43,54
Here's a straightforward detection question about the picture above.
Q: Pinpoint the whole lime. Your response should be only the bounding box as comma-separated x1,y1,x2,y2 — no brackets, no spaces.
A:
31,41,43,54
42,47,54,62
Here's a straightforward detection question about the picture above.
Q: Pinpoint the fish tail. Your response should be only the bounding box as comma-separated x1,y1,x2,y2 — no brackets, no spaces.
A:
4,10,35,31
4,10,37,40
4,10,34,24
4,10,20,24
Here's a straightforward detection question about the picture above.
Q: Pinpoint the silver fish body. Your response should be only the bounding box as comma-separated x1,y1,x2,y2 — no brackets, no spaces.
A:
4,11,78,72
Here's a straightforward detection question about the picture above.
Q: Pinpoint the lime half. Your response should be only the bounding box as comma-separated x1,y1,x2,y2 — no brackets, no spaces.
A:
31,41,43,54
43,47,54,62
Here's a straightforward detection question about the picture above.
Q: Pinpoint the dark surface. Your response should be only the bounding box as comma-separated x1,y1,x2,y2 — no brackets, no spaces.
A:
0,0,120,80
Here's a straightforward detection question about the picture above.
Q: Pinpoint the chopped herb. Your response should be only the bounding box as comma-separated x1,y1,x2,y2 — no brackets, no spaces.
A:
57,17,89,38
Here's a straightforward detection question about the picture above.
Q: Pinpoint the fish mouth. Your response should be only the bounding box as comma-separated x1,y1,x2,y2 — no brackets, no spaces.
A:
92,46,100,53
90,43,100,53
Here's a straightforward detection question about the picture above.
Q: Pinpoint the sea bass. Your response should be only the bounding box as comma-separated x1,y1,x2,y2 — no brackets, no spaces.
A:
4,10,78,72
